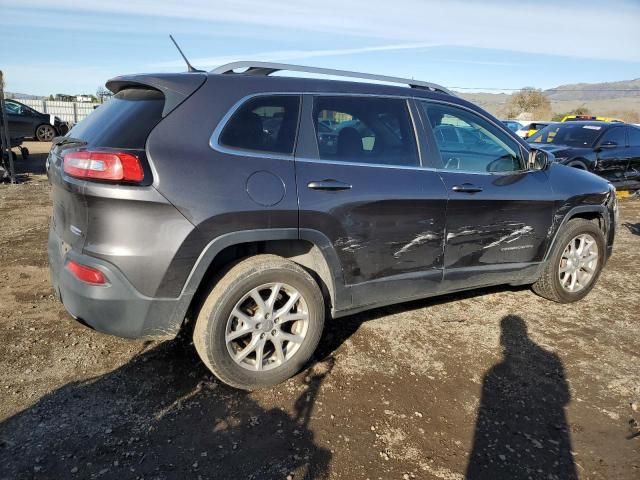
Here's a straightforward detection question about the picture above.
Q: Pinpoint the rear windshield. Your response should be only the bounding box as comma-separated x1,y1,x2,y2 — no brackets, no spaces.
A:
67,88,164,149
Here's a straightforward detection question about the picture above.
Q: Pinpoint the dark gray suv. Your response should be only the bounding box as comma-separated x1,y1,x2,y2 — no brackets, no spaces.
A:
47,62,617,390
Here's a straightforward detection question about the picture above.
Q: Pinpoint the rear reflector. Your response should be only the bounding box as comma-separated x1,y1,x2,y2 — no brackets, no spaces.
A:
63,150,144,182
66,260,107,285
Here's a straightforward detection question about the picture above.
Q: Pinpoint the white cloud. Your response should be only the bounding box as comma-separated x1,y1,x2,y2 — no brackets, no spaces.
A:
2,0,640,61
152,42,441,69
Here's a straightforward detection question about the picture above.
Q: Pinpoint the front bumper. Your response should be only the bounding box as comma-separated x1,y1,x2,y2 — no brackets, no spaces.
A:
48,225,184,339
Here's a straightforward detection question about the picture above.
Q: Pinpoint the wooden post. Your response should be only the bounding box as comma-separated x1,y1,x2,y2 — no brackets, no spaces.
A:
0,70,16,183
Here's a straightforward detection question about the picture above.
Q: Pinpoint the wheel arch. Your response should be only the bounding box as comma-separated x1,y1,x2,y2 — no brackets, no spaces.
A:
543,205,609,262
178,229,348,331
566,158,589,170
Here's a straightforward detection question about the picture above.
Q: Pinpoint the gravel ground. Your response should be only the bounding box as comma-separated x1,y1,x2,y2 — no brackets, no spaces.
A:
0,142,638,480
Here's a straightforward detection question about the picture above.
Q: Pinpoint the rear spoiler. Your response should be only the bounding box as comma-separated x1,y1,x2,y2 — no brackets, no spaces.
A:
106,73,206,117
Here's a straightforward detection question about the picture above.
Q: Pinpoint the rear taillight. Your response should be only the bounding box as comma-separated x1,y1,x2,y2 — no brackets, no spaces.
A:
63,151,144,183
66,260,107,285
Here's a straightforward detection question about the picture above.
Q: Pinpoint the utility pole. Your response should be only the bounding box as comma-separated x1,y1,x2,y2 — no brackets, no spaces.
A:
0,70,16,183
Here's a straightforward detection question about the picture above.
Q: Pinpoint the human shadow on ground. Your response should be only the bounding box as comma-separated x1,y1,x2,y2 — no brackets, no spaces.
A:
623,222,640,236
0,282,532,480
0,339,332,480
465,315,577,480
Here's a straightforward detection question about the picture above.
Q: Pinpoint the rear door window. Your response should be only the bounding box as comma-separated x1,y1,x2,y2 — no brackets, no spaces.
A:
219,95,300,154
68,88,164,149
313,96,419,167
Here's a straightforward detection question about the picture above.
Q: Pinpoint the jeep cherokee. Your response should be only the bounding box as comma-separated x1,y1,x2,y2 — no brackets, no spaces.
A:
47,62,617,390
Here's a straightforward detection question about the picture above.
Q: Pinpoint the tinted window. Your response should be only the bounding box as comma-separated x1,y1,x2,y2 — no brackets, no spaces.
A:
6,101,23,115
629,127,640,147
502,121,520,132
314,96,418,167
421,102,524,173
529,123,602,148
220,95,300,154
68,88,164,149
599,127,626,147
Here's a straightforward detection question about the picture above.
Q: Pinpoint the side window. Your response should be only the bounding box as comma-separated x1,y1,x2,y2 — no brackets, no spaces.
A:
219,95,300,154
420,101,524,173
599,127,626,147
314,96,419,167
6,101,23,115
628,127,640,147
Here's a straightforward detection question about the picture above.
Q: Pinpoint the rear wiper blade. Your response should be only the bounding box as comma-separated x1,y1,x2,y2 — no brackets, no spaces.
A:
52,136,87,147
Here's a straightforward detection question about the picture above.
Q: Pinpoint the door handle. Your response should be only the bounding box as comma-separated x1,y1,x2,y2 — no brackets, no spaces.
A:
307,179,352,191
452,183,483,193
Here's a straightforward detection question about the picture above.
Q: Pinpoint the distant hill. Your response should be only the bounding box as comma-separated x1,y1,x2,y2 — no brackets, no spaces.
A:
457,78,640,121
544,78,640,101
5,92,46,100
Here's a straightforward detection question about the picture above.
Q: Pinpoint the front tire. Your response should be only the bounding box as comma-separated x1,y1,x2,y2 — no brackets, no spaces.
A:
35,124,56,142
532,218,605,303
193,254,325,390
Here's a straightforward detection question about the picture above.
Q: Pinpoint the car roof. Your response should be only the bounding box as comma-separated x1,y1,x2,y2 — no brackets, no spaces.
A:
199,72,493,116
561,120,617,127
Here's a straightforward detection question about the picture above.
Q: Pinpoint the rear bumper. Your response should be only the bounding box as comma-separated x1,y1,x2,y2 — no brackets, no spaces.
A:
48,225,185,339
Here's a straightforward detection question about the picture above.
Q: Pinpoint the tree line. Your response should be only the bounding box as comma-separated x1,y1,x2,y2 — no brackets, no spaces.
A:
500,87,639,123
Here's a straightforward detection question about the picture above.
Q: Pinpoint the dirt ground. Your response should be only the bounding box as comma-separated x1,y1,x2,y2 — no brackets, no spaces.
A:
1,141,639,480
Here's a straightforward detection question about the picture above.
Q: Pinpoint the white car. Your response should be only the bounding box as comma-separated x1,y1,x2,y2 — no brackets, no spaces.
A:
515,121,552,139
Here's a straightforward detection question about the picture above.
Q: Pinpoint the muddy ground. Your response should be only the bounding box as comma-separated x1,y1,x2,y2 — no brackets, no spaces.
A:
0,142,638,480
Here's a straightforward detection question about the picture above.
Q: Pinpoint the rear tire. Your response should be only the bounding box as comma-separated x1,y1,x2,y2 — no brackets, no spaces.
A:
532,218,605,303
193,254,325,390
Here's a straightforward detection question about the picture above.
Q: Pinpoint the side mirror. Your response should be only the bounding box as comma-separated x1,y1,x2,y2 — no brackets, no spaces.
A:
528,148,552,170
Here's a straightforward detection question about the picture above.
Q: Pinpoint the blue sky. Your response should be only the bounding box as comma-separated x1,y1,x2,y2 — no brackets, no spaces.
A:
1,0,639,96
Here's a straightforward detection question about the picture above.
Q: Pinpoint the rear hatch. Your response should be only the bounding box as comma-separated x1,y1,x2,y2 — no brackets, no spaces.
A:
48,73,206,255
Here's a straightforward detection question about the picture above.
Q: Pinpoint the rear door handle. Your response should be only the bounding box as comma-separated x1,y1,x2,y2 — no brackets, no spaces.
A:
307,179,352,191
452,183,483,193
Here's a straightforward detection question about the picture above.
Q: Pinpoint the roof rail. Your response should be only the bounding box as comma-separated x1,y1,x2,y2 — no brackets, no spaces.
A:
210,61,453,96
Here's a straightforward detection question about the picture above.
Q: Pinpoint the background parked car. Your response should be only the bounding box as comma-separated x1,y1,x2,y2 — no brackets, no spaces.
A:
516,121,553,139
5,99,69,141
528,121,640,187
501,120,523,132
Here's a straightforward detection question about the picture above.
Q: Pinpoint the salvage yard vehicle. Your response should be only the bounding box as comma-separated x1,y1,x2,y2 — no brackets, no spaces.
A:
501,120,523,132
47,62,617,390
528,121,640,188
5,99,68,141
516,121,553,139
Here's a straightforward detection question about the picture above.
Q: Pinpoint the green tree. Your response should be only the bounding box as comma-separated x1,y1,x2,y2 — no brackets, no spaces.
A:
501,87,552,120
552,106,592,121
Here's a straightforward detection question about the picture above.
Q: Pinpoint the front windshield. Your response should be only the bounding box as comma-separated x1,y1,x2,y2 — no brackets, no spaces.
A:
528,123,603,148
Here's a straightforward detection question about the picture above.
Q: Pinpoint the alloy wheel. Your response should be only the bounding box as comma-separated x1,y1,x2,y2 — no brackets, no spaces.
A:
558,233,599,293
225,282,309,371
36,124,55,141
